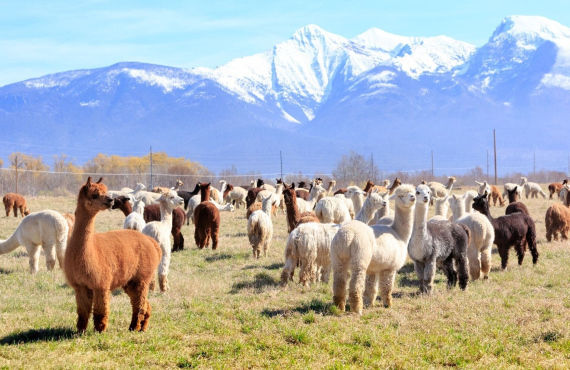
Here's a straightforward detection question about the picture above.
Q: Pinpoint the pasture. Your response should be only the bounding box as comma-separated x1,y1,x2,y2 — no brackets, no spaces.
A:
0,188,569,368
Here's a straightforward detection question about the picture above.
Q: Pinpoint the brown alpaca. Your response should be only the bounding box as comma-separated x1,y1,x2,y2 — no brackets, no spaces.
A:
489,185,505,206
3,193,30,217
64,177,161,333
505,186,530,216
363,179,389,194
282,184,319,233
388,177,402,194
545,190,570,242
193,183,221,250
548,179,567,199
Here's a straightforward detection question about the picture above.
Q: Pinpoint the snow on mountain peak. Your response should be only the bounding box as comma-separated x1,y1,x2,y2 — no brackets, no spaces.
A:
492,15,570,42
352,28,410,51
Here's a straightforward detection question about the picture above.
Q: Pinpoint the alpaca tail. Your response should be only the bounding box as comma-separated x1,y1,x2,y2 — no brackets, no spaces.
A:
281,231,298,284
525,215,539,265
0,230,20,254
458,223,471,248
539,189,547,199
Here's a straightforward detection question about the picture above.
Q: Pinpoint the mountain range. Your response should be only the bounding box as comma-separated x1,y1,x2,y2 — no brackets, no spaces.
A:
1,15,569,175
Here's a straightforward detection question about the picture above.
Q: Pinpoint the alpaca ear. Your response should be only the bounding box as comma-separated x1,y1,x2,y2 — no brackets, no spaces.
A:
475,181,482,185
96,177,103,184
291,182,296,189
86,177,92,185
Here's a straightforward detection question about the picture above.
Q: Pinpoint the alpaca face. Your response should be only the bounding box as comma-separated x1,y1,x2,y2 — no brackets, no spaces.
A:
369,192,387,209
160,190,184,211
111,196,130,210
81,177,113,211
520,177,527,185
392,184,416,208
415,184,431,205
472,193,488,214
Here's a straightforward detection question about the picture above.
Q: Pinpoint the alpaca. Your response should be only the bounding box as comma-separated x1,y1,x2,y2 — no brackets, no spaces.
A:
408,185,469,294
473,193,538,269
144,205,186,252
427,176,456,204
132,183,162,206
142,190,184,291
388,177,402,194
0,210,68,273
476,181,505,206
502,182,523,201
315,195,352,224
124,198,146,232
186,194,234,225
281,222,340,286
363,179,390,194
430,195,450,221
3,193,30,217
448,195,494,280
345,186,366,215
282,184,320,233
370,192,393,225
548,181,564,200
463,190,478,213
247,194,278,258
355,192,387,224
65,177,161,333
545,190,570,241
520,177,547,199
335,194,355,219
193,183,221,250
177,183,201,210
331,184,416,314
296,183,326,213
295,181,311,201
223,184,248,209
505,186,530,216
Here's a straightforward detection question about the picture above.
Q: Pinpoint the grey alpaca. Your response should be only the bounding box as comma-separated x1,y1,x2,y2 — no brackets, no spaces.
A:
408,185,469,294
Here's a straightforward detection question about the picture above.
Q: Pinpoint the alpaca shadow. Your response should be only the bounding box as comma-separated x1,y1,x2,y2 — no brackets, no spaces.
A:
398,274,420,288
241,262,283,271
0,267,13,275
0,327,75,345
261,298,335,318
204,253,233,262
228,232,247,238
230,272,279,294
399,263,415,274
13,251,27,258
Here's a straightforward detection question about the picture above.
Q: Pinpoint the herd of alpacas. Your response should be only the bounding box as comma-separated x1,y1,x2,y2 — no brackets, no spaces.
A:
0,175,568,332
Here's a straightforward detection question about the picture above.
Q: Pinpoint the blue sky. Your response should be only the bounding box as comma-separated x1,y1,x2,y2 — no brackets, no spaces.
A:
1,0,569,86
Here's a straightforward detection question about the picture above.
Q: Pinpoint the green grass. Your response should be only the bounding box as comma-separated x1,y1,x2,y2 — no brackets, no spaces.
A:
0,189,569,368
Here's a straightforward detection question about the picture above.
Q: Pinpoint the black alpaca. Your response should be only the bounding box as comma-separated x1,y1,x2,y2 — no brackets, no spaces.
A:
505,186,530,216
473,193,538,269
177,183,201,210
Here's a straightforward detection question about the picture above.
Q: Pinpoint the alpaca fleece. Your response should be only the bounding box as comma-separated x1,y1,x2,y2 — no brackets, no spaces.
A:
193,183,221,250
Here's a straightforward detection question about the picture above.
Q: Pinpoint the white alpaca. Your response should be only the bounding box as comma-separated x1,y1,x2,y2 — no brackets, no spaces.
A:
132,183,162,206
186,195,234,225
296,184,326,213
331,184,416,314
0,210,68,274
336,194,355,219
371,193,393,225
463,190,478,213
428,176,456,202
503,183,523,200
315,193,352,224
448,194,494,280
219,180,228,204
430,195,450,221
345,186,366,215
475,181,491,196
281,222,340,286
225,185,248,209
123,198,146,232
247,194,278,258
355,192,387,224
520,177,546,199
142,190,184,292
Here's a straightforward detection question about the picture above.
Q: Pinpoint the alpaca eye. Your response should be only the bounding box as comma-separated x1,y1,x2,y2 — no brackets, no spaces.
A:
91,194,98,199
416,191,419,195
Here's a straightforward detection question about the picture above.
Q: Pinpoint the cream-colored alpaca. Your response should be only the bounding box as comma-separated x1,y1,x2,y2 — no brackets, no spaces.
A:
428,176,456,199
345,186,366,215
142,190,184,291
448,195,494,280
296,183,326,213
331,184,416,314
124,198,146,232
132,183,162,206
355,192,387,224
0,210,68,273
247,194,278,258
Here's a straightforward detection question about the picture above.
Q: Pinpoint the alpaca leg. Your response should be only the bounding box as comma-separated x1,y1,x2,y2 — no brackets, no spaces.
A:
414,261,426,293
321,264,331,284
212,227,219,250
55,241,66,269
74,285,93,334
43,243,57,271
194,228,203,249
92,289,110,332
204,230,211,249
454,251,469,290
299,259,310,286
13,205,18,217
515,242,525,266
378,270,396,308
363,272,379,307
158,240,171,292
4,205,9,217
562,227,569,241
498,245,509,270
332,261,348,312
348,266,367,315
26,243,41,274
480,248,492,279
423,260,438,294
546,227,553,242
125,282,151,331
467,244,481,281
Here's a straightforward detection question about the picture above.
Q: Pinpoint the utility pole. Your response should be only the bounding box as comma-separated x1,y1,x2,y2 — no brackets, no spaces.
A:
486,150,489,181
533,151,536,176
149,146,153,189
370,153,374,182
280,150,283,180
431,150,434,179
493,129,498,185
15,155,18,193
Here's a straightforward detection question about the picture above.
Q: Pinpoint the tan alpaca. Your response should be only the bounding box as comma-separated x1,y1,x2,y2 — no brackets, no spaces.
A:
64,177,161,333
0,210,68,273
3,193,30,217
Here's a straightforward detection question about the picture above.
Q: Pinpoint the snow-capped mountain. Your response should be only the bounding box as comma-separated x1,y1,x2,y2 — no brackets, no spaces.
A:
1,16,569,174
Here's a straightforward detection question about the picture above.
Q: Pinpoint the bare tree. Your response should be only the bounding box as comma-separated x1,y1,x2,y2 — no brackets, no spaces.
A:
333,151,379,188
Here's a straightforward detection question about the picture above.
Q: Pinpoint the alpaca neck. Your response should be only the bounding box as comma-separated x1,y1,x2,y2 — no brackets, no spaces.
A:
355,197,378,223
412,202,429,238
261,198,273,215
0,232,20,254
68,204,97,256
133,201,145,215
479,203,494,221
200,187,211,202
352,194,364,215
119,202,132,217
327,182,334,195
392,203,414,242
434,200,448,218
446,180,454,190
450,201,466,221
159,203,174,229
286,196,300,223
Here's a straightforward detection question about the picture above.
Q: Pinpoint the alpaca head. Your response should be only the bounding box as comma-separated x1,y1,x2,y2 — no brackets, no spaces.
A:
447,176,456,185
415,184,431,206
382,179,390,187
159,190,184,211
298,181,306,189
276,178,283,184
368,191,387,211
309,184,327,200
390,184,416,209
175,179,184,188
134,183,146,192
79,177,113,213
563,179,568,185
475,181,490,195
111,195,131,210
448,194,463,213
23,208,30,216
520,177,528,185
507,186,519,203
315,178,323,186
363,180,374,193
282,186,296,204
256,178,265,188
472,192,489,214
389,178,402,194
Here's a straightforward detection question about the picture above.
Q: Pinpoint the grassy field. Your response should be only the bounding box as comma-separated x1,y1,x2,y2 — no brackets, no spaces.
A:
0,188,569,368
